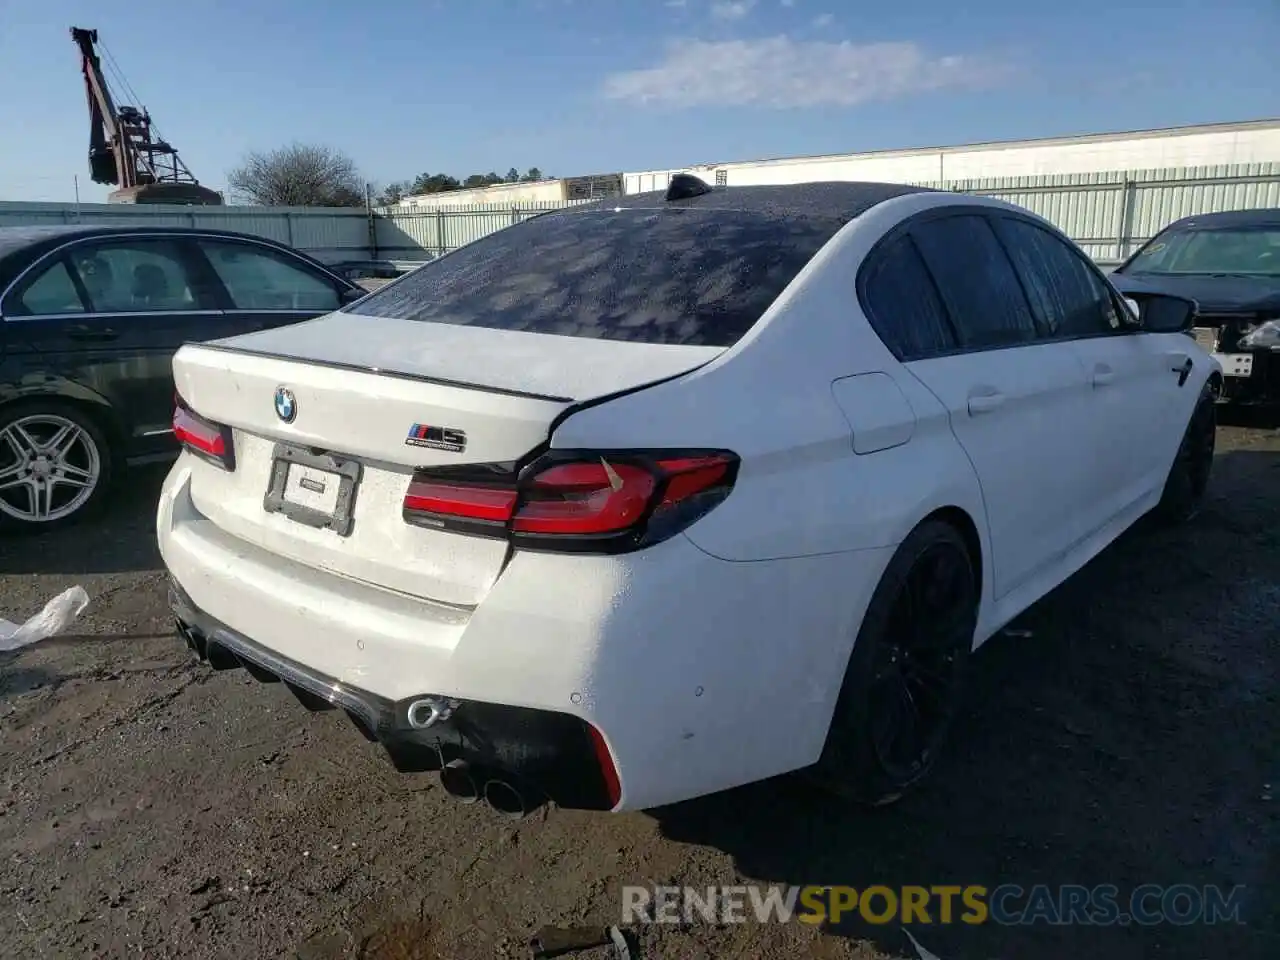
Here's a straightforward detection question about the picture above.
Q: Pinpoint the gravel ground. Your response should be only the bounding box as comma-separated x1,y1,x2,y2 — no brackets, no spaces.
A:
1,421,1277,960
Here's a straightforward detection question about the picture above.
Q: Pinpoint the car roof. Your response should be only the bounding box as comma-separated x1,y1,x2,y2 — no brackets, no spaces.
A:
567,180,937,223
0,223,291,250
1162,207,1280,231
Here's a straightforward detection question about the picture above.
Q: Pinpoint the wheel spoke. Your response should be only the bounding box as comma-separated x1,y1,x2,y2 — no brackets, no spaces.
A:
2,424,36,458
46,423,81,459
0,462,25,490
59,461,95,482
35,480,56,520
52,474,93,491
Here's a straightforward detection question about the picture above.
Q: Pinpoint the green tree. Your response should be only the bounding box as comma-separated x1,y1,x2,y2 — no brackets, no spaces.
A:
521,167,544,182
377,180,411,205
505,167,520,183
409,173,461,194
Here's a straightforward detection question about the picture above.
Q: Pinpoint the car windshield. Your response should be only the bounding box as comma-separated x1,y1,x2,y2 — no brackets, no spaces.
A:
1123,225,1280,277
347,206,846,346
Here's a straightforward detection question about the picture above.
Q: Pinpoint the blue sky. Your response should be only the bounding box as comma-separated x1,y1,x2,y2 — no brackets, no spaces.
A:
1,0,1277,202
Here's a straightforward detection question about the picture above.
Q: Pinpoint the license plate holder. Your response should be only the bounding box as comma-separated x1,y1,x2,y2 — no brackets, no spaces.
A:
263,443,361,536
1212,353,1253,378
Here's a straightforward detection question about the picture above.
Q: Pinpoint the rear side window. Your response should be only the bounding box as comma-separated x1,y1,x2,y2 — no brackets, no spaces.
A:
911,215,1038,350
995,218,1122,338
349,207,846,346
13,260,87,316
860,234,956,360
200,240,340,312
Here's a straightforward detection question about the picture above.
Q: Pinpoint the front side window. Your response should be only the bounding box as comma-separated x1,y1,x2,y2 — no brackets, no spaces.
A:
348,207,847,347
11,260,87,316
860,234,956,360
910,215,1038,350
1122,226,1280,277
200,240,340,312
67,239,201,313
995,218,1122,338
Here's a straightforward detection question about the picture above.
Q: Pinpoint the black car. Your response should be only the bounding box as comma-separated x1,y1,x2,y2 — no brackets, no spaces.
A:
0,225,366,531
1111,208,1280,404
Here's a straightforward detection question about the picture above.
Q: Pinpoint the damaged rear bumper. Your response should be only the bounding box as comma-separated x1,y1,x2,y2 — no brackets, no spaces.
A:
169,581,617,811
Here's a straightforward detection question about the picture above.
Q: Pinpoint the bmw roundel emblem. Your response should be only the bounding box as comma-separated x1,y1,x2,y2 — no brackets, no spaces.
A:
274,386,296,423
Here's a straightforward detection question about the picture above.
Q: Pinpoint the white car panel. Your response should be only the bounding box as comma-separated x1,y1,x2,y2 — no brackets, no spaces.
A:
906,343,1097,601
211,310,724,402
1065,331,1201,534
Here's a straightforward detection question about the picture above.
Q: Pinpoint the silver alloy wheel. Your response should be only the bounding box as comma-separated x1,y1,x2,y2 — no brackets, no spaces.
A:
0,414,102,523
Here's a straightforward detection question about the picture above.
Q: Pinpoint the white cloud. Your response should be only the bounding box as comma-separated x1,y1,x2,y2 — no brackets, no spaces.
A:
664,0,687,7
811,12,834,28
602,36,1010,108
711,1,755,21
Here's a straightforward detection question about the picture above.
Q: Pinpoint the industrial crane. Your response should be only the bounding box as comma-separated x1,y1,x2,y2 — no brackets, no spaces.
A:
70,26,222,205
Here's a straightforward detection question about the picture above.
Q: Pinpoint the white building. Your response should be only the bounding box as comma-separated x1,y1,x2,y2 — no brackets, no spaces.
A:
625,118,1280,193
399,173,623,209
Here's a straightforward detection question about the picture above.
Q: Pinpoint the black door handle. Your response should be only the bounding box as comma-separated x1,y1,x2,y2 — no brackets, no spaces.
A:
67,326,119,342
1175,357,1193,387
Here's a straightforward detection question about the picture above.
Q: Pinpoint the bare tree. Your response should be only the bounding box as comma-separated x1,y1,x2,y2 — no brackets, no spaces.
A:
227,143,365,207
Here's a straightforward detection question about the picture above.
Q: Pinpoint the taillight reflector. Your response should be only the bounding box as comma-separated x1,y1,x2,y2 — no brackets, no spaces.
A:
588,723,622,809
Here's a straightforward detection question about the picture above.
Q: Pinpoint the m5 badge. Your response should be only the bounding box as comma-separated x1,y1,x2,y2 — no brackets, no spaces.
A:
405,423,467,453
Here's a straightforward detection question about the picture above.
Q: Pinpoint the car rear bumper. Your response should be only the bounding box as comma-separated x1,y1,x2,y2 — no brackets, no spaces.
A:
169,580,617,810
158,460,893,810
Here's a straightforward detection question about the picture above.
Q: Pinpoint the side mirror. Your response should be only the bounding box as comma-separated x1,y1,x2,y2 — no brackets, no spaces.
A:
1126,292,1198,333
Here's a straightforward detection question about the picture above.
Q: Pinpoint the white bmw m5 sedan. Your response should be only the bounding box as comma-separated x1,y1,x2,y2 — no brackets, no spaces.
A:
159,176,1219,814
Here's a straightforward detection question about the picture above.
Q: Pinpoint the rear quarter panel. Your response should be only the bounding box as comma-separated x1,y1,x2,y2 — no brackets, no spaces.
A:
551,191,990,569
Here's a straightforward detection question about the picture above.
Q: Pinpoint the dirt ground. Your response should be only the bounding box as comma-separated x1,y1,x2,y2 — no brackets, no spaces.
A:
1,421,1277,960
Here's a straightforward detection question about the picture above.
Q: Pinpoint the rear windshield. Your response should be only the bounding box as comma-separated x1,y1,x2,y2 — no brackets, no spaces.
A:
349,206,846,346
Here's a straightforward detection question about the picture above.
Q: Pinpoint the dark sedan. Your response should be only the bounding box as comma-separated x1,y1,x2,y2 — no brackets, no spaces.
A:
0,225,365,531
1111,208,1280,404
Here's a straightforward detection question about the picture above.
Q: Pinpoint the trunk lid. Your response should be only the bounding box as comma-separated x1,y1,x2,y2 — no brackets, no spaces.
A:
171,315,721,607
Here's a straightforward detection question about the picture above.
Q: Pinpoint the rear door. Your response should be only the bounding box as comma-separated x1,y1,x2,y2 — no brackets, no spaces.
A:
193,237,346,334
871,211,1096,601
2,235,223,454
993,214,1193,527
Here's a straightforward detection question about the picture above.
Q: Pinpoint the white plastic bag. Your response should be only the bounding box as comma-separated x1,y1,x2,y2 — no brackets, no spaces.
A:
0,586,90,652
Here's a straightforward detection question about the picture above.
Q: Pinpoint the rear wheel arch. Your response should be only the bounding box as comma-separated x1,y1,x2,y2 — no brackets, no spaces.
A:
0,389,127,450
914,505,984,605
1207,370,1223,398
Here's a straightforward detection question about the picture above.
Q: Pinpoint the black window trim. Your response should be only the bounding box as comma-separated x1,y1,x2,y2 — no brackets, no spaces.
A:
193,236,348,315
856,229,960,362
858,204,1040,362
857,204,1140,362
988,210,1139,345
0,231,356,322
7,235,225,320
10,253,93,318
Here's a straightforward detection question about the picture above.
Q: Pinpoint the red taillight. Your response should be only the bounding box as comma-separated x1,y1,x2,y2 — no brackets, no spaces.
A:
403,479,517,525
401,450,738,552
588,724,622,809
513,461,656,535
173,395,235,470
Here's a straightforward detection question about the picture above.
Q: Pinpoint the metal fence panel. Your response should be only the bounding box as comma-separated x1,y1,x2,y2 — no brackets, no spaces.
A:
0,201,372,264
2,165,1277,269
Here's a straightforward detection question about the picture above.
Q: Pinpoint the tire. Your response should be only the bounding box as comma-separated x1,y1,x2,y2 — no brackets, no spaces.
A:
810,519,979,806
1153,384,1216,525
0,401,115,533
